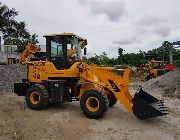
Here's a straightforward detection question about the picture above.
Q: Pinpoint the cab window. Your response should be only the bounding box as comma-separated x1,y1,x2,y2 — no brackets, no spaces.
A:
51,41,63,57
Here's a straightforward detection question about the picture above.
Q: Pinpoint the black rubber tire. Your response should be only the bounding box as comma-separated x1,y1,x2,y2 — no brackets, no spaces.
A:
80,89,109,119
145,75,151,81
25,84,49,110
108,93,117,107
146,74,155,81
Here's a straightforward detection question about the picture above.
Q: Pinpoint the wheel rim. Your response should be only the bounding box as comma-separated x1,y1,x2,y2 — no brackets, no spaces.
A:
30,91,40,105
86,97,99,112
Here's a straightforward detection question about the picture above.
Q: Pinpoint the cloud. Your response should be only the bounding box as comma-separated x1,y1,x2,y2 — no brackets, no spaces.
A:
1,0,179,58
137,15,167,26
154,26,170,37
79,0,126,22
112,38,133,45
112,36,137,45
136,15,170,37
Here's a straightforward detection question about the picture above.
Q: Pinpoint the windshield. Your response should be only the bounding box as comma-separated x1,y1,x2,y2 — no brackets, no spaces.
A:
151,62,164,69
74,45,82,60
68,38,82,60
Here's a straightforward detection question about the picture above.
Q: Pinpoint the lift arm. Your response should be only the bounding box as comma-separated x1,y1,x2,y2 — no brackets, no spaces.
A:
18,44,40,65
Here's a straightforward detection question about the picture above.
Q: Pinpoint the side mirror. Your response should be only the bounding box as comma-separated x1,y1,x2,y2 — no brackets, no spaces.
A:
84,47,87,55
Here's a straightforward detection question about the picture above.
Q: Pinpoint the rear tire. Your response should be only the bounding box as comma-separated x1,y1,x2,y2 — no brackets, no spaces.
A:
80,89,109,119
26,84,49,110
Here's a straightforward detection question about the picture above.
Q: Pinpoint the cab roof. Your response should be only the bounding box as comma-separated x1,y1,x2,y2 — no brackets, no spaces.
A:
43,32,87,47
43,32,75,37
150,60,164,63
43,32,86,40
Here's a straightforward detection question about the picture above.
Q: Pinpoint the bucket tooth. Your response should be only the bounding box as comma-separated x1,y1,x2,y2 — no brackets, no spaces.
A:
162,112,169,115
161,110,167,112
161,109,168,112
159,106,165,108
160,107,167,109
159,100,164,103
160,105,167,109
159,102,164,104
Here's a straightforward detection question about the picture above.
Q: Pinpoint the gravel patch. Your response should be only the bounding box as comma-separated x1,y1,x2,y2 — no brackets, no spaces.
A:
0,64,26,94
142,68,180,98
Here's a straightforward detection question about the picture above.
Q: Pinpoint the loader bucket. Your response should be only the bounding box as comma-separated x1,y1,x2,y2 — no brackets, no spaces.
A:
132,86,168,120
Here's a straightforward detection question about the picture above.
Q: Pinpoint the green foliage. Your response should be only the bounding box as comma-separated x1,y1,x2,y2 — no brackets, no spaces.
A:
86,52,117,66
86,45,180,67
0,2,18,35
135,71,148,81
175,60,180,67
4,33,38,53
0,2,38,53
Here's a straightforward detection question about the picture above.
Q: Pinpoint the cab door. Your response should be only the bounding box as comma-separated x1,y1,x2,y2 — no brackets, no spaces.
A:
50,41,65,70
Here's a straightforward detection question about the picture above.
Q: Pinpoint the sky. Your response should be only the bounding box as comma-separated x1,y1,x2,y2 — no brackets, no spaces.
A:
1,0,180,57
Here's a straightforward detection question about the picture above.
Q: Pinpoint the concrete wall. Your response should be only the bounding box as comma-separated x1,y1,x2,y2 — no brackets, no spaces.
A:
0,44,46,64
1,45,17,53
0,45,19,64
0,52,7,63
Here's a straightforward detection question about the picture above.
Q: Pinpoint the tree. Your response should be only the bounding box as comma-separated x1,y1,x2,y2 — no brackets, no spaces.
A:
86,42,180,67
117,47,124,64
30,33,39,44
4,33,39,53
86,52,115,66
0,2,18,38
13,21,30,39
0,2,38,53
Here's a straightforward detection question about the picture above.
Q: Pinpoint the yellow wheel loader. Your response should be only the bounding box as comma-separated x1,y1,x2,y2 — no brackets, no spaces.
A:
142,54,166,80
14,33,168,119
146,59,166,80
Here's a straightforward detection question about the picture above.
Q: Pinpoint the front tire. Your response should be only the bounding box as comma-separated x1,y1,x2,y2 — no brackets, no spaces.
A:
108,93,117,107
80,89,109,119
26,84,49,110
145,75,151,81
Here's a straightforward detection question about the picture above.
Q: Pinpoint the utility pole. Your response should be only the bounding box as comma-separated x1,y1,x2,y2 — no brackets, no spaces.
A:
0,36,1,51
169,49,173,64
159,41,180,65
172,41,180,64
163,49,165,62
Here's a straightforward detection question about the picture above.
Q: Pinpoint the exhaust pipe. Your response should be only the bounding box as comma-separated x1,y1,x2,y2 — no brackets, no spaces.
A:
132,86,168,120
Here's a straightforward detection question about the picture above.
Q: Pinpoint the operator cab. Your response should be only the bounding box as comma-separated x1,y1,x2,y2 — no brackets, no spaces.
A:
44,33,87,70
151,61,164,69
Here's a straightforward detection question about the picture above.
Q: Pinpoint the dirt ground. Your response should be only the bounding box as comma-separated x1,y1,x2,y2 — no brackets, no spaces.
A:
0,66,179,140
0,85,179,140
